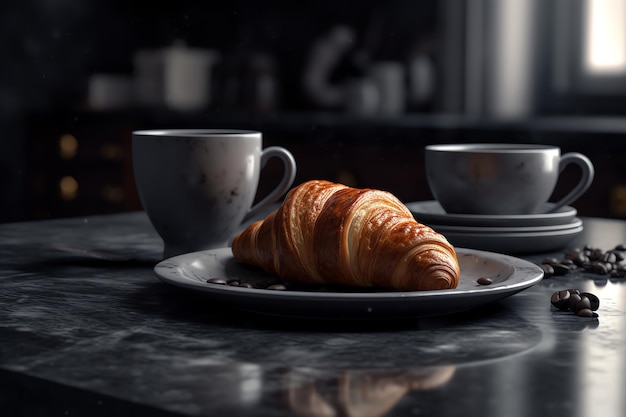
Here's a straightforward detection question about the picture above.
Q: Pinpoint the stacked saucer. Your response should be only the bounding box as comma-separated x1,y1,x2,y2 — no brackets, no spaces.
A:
406,201,583,254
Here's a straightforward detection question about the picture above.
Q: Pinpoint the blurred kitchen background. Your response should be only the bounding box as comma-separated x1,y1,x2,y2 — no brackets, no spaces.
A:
3,0,626,223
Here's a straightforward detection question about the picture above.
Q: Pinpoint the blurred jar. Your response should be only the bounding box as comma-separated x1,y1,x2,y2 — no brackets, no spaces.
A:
242,53,278,113
134,41,220,111
368,61,405,116
344,77,379,115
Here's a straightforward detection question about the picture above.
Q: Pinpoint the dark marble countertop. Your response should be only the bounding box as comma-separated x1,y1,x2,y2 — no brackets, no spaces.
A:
1,212,625,417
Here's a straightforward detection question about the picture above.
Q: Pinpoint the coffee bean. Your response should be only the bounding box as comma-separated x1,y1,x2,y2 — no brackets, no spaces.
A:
580,292,600,310
584,261,609,275
610,269,626,278
572,296,592,314
568,293,582,310
572,253,590,266
477,277,492,285
602,252,618,264
551,290,571,310
597,262,610,275
540,264,554,278
613,251,626,262
206,278,227,285
550,288,600,318
588,248,604,261
552,263,571,276
267,284,287,290
564,249,579,258
564,249,589,266
237,282,253,288
542,257,560,265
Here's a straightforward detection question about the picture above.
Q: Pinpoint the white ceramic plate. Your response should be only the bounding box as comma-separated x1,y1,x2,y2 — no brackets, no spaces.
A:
406,200,578,228
154,247,544,319
438,226,584,254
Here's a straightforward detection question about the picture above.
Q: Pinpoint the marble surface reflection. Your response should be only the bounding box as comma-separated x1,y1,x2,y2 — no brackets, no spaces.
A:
1,212,625,416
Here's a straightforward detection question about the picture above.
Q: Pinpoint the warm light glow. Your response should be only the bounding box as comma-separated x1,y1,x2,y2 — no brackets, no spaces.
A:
583,0,626,74
59,176,79,201
59,134,78,160
100,143,123,161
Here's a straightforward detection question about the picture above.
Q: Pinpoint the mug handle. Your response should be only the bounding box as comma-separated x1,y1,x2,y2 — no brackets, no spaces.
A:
243,146,297,222
548,152,594,213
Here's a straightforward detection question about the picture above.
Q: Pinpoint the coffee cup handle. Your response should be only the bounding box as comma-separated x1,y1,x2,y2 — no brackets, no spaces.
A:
548,152,594,213
243,147,297,222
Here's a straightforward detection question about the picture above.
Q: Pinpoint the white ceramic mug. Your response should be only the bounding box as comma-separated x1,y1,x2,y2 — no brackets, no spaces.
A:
132,130,296,258
425,143,594,215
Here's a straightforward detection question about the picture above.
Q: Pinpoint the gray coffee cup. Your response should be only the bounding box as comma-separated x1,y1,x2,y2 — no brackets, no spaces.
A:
133,130,296,258
425,143,594,215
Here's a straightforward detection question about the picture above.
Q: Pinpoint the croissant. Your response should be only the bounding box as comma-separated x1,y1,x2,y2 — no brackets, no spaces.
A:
231,180,460,291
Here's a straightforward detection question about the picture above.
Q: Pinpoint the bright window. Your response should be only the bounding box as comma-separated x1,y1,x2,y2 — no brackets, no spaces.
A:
583,0,626,74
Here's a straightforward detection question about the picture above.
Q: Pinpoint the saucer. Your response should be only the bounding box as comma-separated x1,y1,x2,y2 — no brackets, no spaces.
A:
435,225,583,254
406,201,577,228
429,217,583,235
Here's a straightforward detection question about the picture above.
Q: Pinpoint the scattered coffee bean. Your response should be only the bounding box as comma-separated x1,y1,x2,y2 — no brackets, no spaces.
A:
539,244,626,279
550,288,599,318
206,278,227,285
602,252,617,264
550,290,571,310
587,246,605,261
267,284,287,290
580,292,600,311
564,250,588,266
539,263,554,278
551,263,571,276
560,258,576,268
568,293,582,310
571,295,591,314
205,277,295,290
586,261,608,275
542,257,560,265
477,277,492,285
611,268,626,278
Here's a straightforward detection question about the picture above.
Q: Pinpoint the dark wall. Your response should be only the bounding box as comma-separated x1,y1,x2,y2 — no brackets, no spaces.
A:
3,1,626,222
0,0,439,222
0,0,438,114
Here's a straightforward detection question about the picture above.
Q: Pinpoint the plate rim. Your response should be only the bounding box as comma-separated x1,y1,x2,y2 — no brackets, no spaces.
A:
154,247,544,302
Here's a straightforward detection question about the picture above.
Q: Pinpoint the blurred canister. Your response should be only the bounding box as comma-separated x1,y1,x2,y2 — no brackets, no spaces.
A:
345,77,379,115
134,42,219,111
88,74,134,110
368,61,405,116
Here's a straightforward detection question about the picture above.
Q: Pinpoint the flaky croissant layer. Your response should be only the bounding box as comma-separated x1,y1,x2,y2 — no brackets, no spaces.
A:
232,180,460,291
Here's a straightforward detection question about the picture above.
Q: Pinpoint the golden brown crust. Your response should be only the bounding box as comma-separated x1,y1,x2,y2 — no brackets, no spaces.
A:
231,180,460,291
